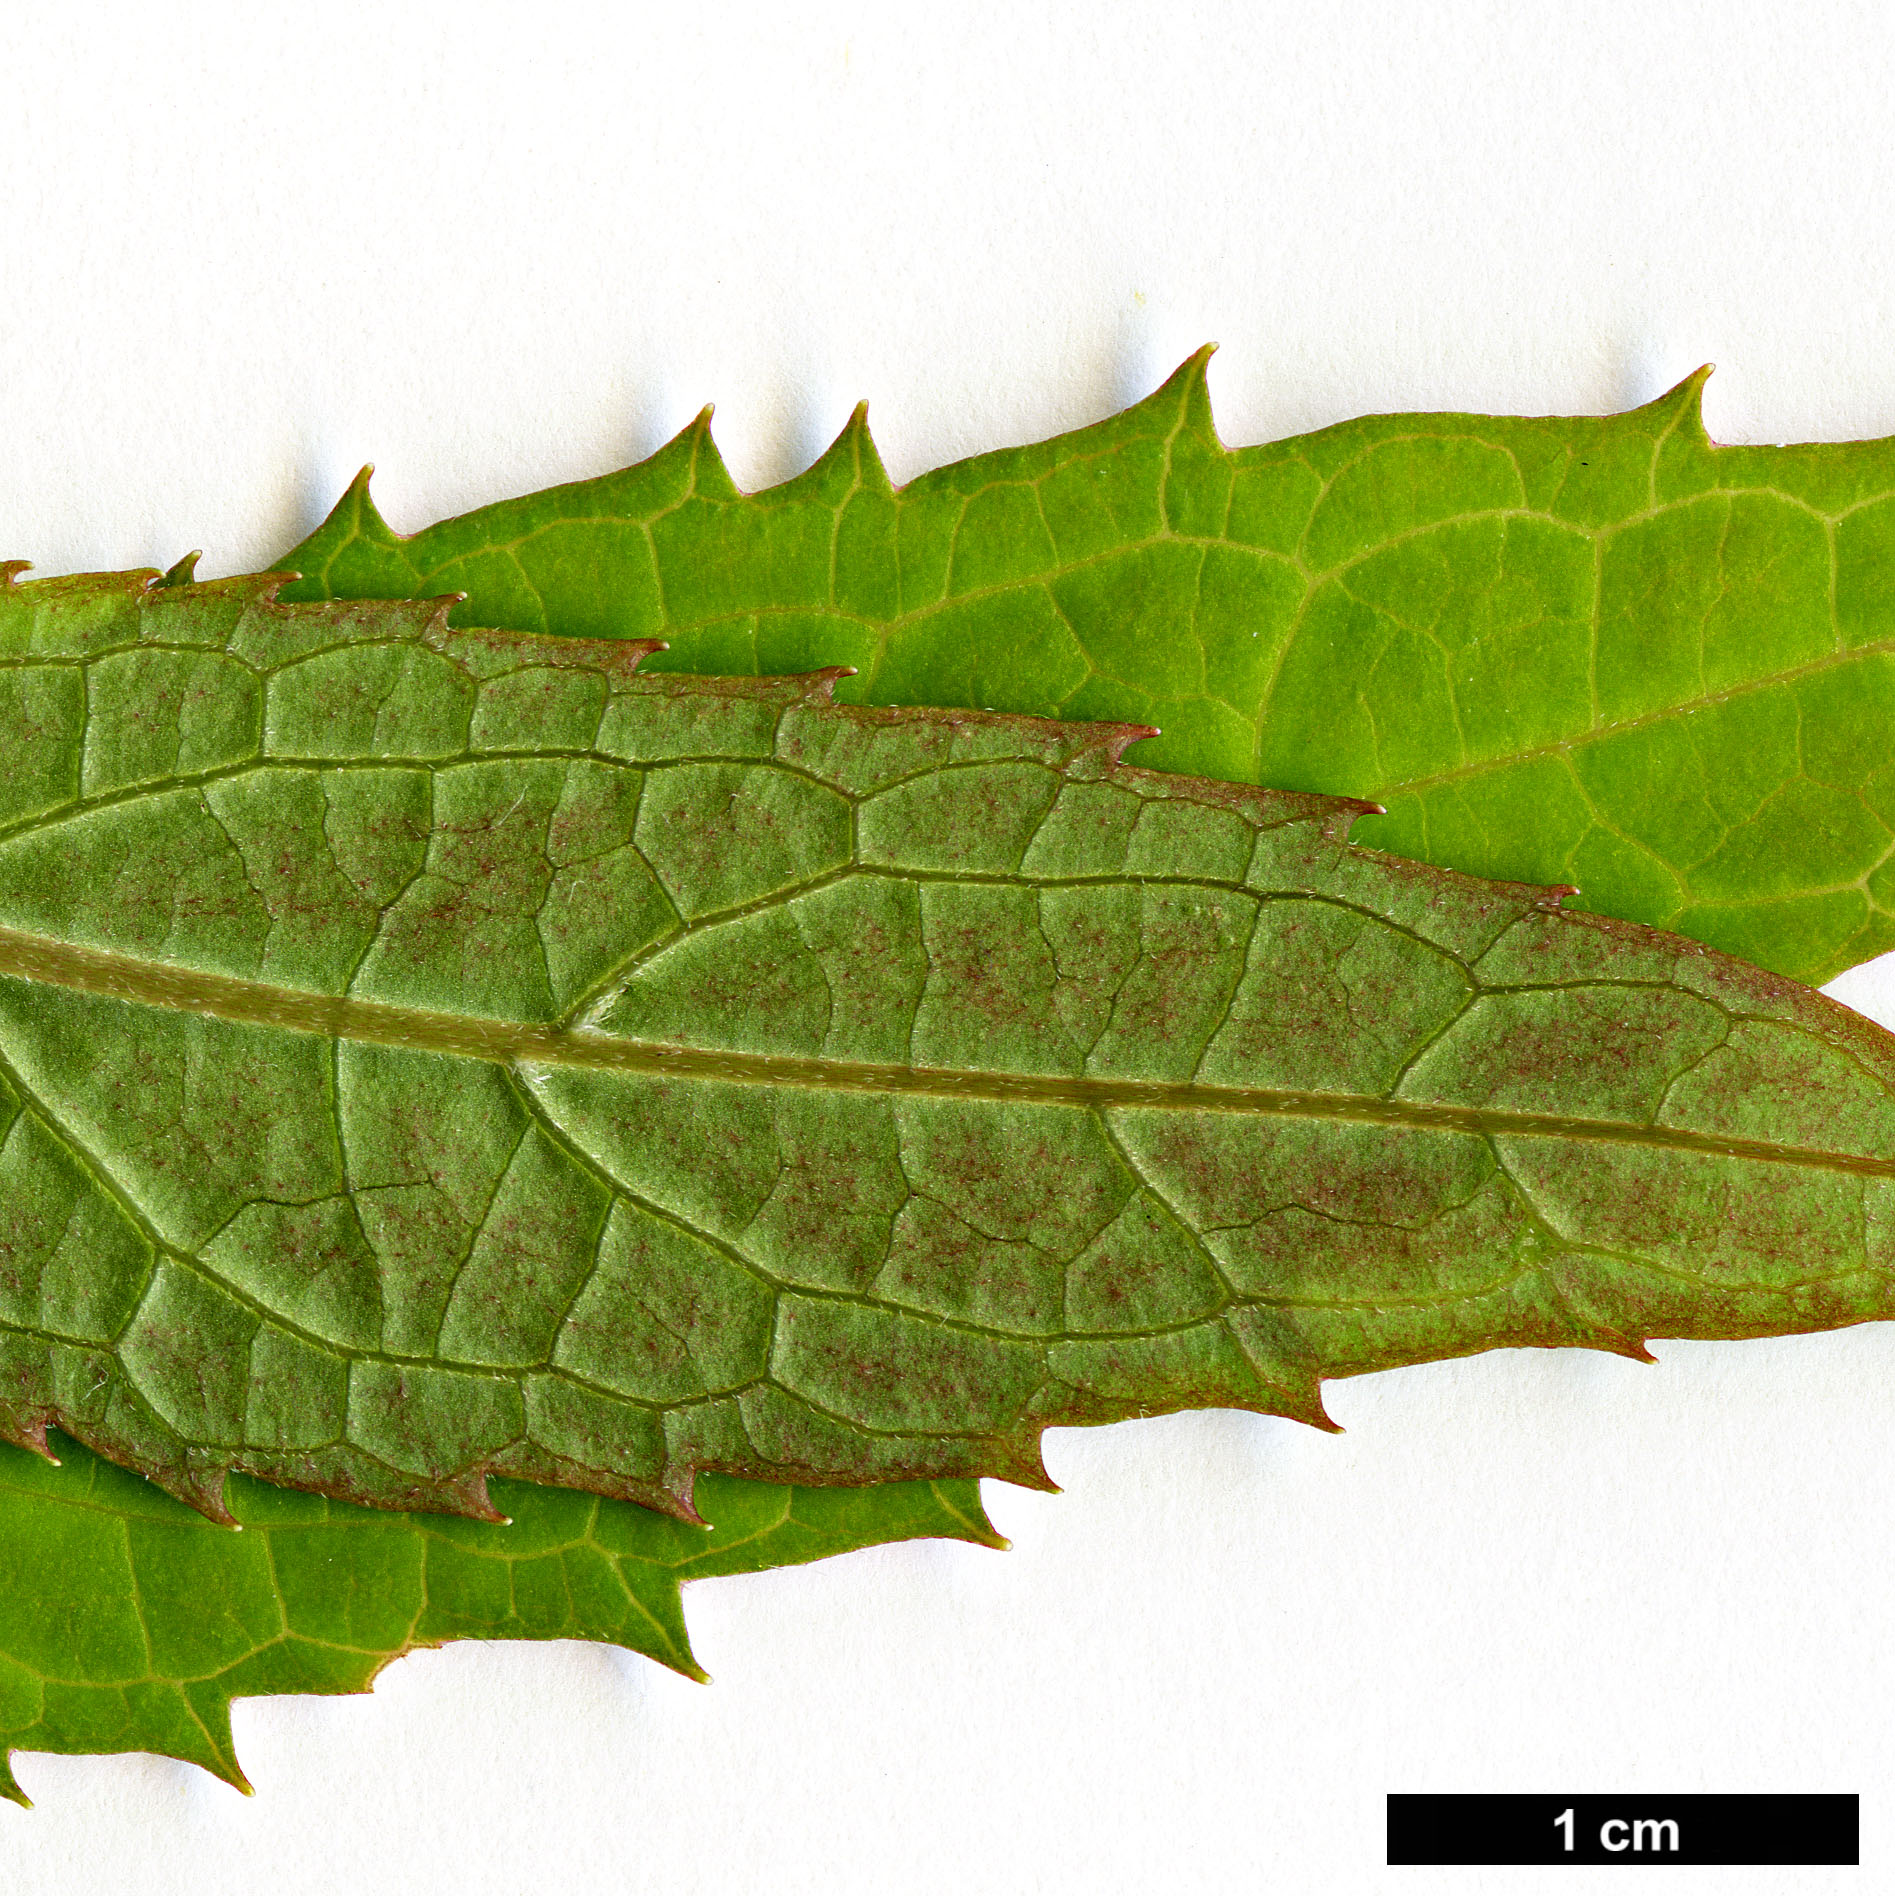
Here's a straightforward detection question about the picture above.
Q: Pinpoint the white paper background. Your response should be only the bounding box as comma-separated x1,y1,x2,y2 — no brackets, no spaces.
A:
2,4,1893,1888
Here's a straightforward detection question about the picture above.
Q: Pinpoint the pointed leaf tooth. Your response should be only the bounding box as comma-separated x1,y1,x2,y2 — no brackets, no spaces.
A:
181,1682,254,1795
0,1753,29,1809
1275,1381,1343,1435
1078,719,1162,767
422,592,465,639
628,1600,711,1684
0,1410,56,1462
607,1570,711,1681
326,463,399,543
683,403,741,502
163,1464,240,1528
657,1462,710,1528
1321,795,1388,841
156,549,202,588
986,1431,1060,1494
267,462,421,606
794,664,859,705
1124,343,1209,416
0,560,30,587
1174,340,1222,441
846,399,893,480
444,1472,509,1524
1117,341,1223,451
934,1487,1010,1551
829,399,894,495
64,1416,246,1526
1657,361,1717,436
342,461,386,518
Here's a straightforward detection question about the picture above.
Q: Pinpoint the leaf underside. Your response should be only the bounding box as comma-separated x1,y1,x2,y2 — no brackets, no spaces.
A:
4,572,1895,1541
0,1431,997,1805
280,352,1895,988
21,356,1895,1797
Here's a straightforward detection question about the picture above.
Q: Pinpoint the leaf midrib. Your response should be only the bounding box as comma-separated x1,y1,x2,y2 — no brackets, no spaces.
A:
0,923,1884,1181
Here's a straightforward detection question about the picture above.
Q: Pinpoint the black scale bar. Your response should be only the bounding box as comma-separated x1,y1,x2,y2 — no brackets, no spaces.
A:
1388,1794,1858,1866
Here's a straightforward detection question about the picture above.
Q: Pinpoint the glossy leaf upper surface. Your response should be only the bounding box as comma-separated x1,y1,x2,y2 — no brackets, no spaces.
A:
0,1432,995,1803
281,357,1895,985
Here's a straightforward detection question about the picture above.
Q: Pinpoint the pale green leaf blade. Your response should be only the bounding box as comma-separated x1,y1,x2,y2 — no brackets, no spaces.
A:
0,1431,997,1805
5,570,1895,1524
278,358,1895,985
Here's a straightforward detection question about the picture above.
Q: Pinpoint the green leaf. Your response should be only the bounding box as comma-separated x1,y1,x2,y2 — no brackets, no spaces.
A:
281,354,1895,987
6,567,1895,1531
0,1430,997,1804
